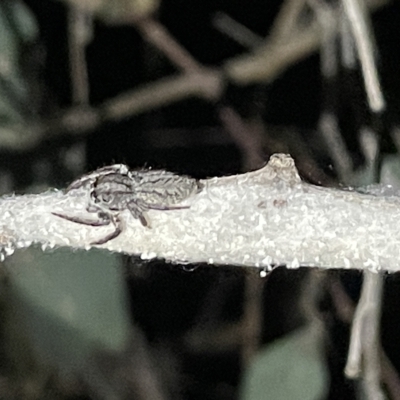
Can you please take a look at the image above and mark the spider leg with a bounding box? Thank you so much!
[127,199,150,228]
[127,200,190,228]
[147,204,190,211]
[90,215,122,245]
[52,212,111,227]
[52,212,122,245]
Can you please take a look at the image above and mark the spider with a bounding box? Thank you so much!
[53,164,202,245]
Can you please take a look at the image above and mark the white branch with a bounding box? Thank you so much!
[0,154,399,271]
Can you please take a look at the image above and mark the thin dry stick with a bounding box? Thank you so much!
[269,0,309,41]
[359,126,380,181]
[299,270,326,326]
[345,271,385,400]
[362,273,385,400]
[311,0,353,181]
[381,355,400,400]
[329,278,400,400]
[134,18,201,74]
[341,0,386,113]
[356,129,384,395]
[390,126,400,156]
[309,0,338,77]
[68,6,91,105]
[218,106,265,171]
[103,71,223,121]
[339,12,357,70]
[241,270,265,366]
[319,111,353,181]
[212,12,263,49]
[0,1,388,151]
[341,3,386,397]
[111,16,223,120]
[225,0,387,85]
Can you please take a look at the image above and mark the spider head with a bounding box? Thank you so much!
[66,164,130,192]
[90,172,133,212]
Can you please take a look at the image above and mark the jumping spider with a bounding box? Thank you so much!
[53,164,203,245]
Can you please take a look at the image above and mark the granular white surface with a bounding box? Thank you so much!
[0,154,399,271]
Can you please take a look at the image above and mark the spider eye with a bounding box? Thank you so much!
[101,194,113,204]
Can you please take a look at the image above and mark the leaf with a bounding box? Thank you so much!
[5,247,131,373]
[239,324,329,400]
[0,1,39,139]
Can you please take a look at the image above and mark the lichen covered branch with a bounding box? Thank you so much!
[0,154,399,271]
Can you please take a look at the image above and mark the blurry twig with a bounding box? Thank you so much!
[68,5,91,105]
[65,5,91,181]
[224,0,387,84]
[185,270,267,361]
[344,271,385,400]
[0,0,388,151]
[341,0,386,113]
[134,18,201,73]
[299,270,326,325]
[241,270,265,366]
[319,112,353,181]
[102,71,223,121]
[269,0,308,41]
[311,0,353,181]
[359,127,380,181]
[212,12,263,49]
[338,3,385,394]
[390,126,400,156]
[218,106,265,171]
[309,0,337,77]
[339,13,357,70]
[108,16,224,119]
[329,277,400,400]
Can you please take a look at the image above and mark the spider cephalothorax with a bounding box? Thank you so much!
[53,165,202,245]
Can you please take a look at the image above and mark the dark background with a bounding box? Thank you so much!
[2,0,400,399]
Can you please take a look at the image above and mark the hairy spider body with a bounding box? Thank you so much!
[66,164,130,191]
[53,165,202,245]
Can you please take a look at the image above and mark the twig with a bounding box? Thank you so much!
[345,271,385,400]
[0,0,388,151]
[318,112,353,182]
[134,18,201,73]
[310,0,354,181]
[102,71,223,121]
[381,355,400,400]
[308,0,338,78]
[218,106,265,171]
[224,0,387,85]
[212,12,263,49]
[359,126,380,182]
[339,12,357,70]
[225,23,321,85]
[269,0,309,41]
[341,0,386,113]
[342,5,386,394]
[241,270,265,365]
[329,278,400,400]
[299,270,326,325]
[68,5,91,105]
[185,270,267,356]
[390,126,400,156]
